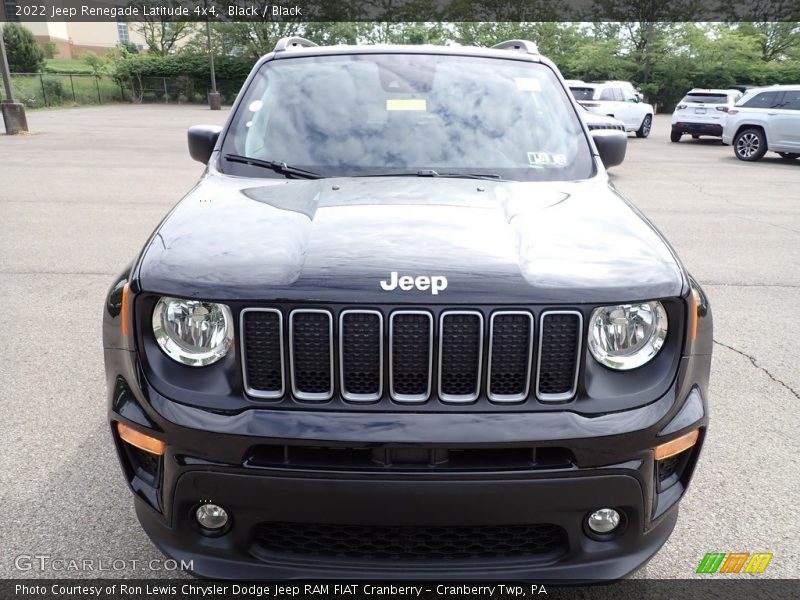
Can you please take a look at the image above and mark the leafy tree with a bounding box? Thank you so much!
[2,23,46,73]
[129,1,196,56]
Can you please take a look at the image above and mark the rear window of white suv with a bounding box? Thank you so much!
[570,87,596,101]
[680,93,729,104]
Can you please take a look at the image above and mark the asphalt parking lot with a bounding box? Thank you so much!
[1,106,798,580]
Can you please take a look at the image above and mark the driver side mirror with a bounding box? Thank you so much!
[188,125,222,164]
[591,129,627,168]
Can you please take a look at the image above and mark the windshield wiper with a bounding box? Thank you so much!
[355,170,507,181]
[224,154,322,179]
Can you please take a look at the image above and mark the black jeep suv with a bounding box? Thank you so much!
[103,38,712,579]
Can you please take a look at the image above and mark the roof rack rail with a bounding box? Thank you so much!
[491,39,539,54]
[273,37,318,52]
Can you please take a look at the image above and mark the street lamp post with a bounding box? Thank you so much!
[0,21,29,134]
[205,7,220,110]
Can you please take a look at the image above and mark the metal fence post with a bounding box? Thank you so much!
[163,77,168,103]
[69,74,76,103]
[95,76,101,103]
[40,73,48,106]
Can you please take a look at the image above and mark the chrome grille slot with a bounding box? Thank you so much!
[488,311,534,402]
[438,311,483,403]
[536,311,582,401]
[240,308,284,398]
[339,310,383,402]
[389,311,433,403]
[289,309,334,401]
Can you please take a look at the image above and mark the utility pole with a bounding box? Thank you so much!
[205,1,220,110]
[0,11,29,132]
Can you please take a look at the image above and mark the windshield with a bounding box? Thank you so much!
[681,93,729,104]
[221,53,594,182]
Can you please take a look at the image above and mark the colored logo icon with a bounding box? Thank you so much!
[697,552,773,574]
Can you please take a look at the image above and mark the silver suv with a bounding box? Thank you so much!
[722,85,800,161]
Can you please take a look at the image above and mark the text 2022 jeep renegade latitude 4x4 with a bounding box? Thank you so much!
[103,39,712,580]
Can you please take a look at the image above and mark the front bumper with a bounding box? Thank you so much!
[107,348,709,580]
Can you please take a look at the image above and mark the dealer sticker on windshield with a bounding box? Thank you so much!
[386,98,427,111]
[515,77,542,92]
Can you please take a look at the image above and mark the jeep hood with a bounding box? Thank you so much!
[136,175,686,304]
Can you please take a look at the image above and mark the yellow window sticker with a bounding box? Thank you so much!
[515,77,541,92]
[386,98,427,111]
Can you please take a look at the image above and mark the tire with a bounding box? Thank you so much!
[670,128,682,142]
[778,152,800,160]
[733,128,767,161]
[636,114,652,138]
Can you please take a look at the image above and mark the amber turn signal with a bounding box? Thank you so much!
[117,422,165,456]
[121,283,130,337]
[688,289,699,342]
[654,429,699,461]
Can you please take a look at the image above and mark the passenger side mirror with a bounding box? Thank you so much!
[188,125,223,164]
[591,129,627,168]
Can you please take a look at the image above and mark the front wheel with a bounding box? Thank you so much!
[778,152,800,160]
[636,114,652,138]
[733,128,767,161]
[670,128,682,142]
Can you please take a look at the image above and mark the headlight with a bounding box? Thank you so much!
[588,301,668,370]
[152,297,233,366]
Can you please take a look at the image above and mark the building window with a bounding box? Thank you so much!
[117,21,129,45]
[3,1,19,21]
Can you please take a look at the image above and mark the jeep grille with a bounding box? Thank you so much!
[241,307,583,406]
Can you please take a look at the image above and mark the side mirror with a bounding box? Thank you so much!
[188,125,222,164]
[591,129,627,168]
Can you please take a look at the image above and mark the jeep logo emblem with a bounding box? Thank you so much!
[380,272,448,295]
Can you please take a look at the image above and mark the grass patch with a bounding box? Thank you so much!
[44,59,95,74]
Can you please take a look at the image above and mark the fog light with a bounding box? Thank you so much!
[195,504,228,530]
[587,508,620,534]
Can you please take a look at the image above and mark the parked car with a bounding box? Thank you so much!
[569,81,654,137]
[722,85,800,161]
[670,88,743,142]
[104,38,711,580]
[579,104,627,133]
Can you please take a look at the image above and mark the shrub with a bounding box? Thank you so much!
[3,23,46,73]
[42,78,65,103]
[112,53,255,102]
[41,41,58,59]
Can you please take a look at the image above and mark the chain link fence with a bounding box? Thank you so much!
[1,74,238,108]
[1,73,129,108]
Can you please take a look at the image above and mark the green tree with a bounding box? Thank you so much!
[129,1,196,56]
[2,23,46,73]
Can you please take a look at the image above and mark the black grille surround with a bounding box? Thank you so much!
[240,305,586,410]
[251,522,568,561]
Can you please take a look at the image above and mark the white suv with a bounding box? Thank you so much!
[670,89,742,142]
[722,85,800,161]
[569,81,654,137]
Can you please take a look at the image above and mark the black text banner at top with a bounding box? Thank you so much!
[2,0,800,23]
